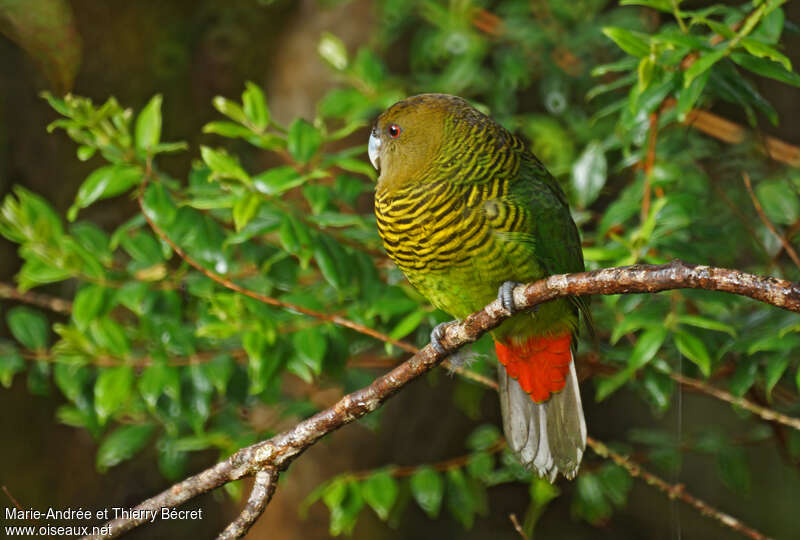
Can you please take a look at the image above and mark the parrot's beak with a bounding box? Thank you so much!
[368,128,381,171]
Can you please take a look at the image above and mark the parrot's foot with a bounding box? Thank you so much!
[498,281,522,313]
[430,321,454,355]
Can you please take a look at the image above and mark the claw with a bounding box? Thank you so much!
[430,322,450,355]
[498,281,522,313]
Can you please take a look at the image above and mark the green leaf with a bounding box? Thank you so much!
[684,49,727,88]
[288,119,322,164]
[205,354,234,396]
[68,165,143,220]
[243,331,280,394]
[729,357,758,397]
[410,466,444,518]
[445,469,476,529]
[796,364,800,393]
[629,327,667,371]
[157,435,188,481]
[730,52,800,87]
[200,146,250,183]
[637,56,655,91]
[292,327,327,378]
[740,38,791,71]
[466,424,501,451]
[717,446,750,494]
[232,192,262,231]
[755,179,800,225]
[141,181,178,227]
[572,473,611,524]
[242,81,269,131]
[642,368,673,412]
[596,327,666,401]
[673,330,711,377]
[0,342,25,388]
[571,141,607,208]
[466,452,494,479]
[597,464,633,507]
[751,6,784,44]
[324,481,363,536]
[212,96,247,124]
[676,315,736,337]
[675,68,710,120]
[602,27,650,58]
[94,366,134,424]
[202,121,254,139]
[7,306,49,349]
[135,94,162,151]
[72,284,109,330]
[89,317,130,356]
[318,32,348,70]
[96,424,155,472]
[121,230,164,266]
[361,471,398,521]
[619,0,671,11]
[139,362,181,408]
[253,166,306,195]
[764,353,790,398]
[388,309,425,341]
[77,145,96,161]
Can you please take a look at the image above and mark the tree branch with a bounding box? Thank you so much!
[743,171,800,270]
[216,469,277,540]
[0,281,73,314]
[82,260,799,539]
[586,438,774,540]
[671,372,800,432]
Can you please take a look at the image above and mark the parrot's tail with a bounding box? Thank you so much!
[496,336,586,481]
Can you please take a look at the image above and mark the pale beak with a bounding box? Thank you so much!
[368,128,381,170]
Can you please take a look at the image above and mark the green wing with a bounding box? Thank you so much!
[486,151,592,330]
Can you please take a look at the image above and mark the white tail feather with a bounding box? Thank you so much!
[498,352,586,481]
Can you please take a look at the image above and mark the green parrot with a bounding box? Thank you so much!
[368,94,590,481]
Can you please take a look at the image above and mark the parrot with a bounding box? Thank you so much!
[368,94,590,481]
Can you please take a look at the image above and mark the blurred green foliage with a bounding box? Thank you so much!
[1,0,799,537]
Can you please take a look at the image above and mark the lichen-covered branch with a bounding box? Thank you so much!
[216,469,277,540]
[82,260,799,539]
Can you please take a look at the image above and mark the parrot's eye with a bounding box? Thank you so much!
[387,124,402,139]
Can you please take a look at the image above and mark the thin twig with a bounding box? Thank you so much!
[137,168,493,384]
[586,437,773,540]
[136,168,416,355]
[217,469,277,540]
[743,172,800,270]
[349,440,506,481]
[0,282,73,314]
[665,98,800,167]
[671,372,800,432]
[771,217,800,267]
[83,260,797,540]
[509,513,530,540]
[580,354,800,433]
[2,485,23,512]
[640,111,659,222]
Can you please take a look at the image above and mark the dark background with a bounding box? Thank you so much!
[1,1,798,539]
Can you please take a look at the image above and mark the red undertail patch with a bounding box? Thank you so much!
[495,333,572,403]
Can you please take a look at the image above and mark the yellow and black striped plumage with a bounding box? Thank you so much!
[372,94,586,335]
[370,94,589,480]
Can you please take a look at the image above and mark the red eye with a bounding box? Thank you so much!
[387,123,401,138]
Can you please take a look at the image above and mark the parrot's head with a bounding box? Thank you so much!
[369,93,485,191]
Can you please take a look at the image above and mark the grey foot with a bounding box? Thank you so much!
[430,321,452,355]
[498,281,522,313]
